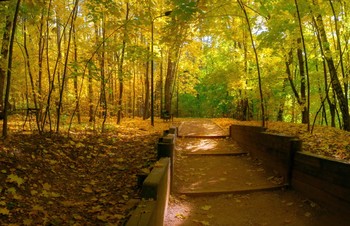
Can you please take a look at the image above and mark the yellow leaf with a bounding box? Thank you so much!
[7,174,24,186]
[50,192,60,197]
[13,193,23,200]
[193,219,210,225]
[0,207,10,215]
[7,187,16,194]
[97,213,110,222]
[112,214,124,220]
[73,214,82,220]
[76,142,85,148]
[89,180,97,185]
[175,213,186,219]
[200,205,212,211]
[43,183,51,190]
[89,205,102,213]
[32,205,44,212]
[23,219,33,226]
[41,190,50,197]
[49,160,58,164]
[83,186,93,193]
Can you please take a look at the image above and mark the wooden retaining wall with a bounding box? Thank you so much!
[126,158,170,226]
[230,124,350,214]
[292,152,350,213]
[230,125,301,185]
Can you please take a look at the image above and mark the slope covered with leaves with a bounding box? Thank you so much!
[212,118,350,162]
[0,118,170,225]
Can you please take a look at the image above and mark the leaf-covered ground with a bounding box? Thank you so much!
[0,117,349,225]
[212,118,350,162]
[0,117,171,225]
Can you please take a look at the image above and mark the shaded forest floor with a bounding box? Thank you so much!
[0,117,349,225]
[0,117,171,225]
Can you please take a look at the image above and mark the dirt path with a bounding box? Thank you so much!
[164,120,349,226]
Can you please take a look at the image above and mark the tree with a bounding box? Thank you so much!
[312,0,350,131]
[2,0,21,138]
[0,15,11,119]
[238,0,265,127]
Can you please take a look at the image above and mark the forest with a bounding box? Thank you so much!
[1,0,350,225]
[0,0,349,136]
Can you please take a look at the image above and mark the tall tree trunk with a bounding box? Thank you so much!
[312,16,336,127]
[159,51,164,116]
[238,0,265,127]
[132,63,136,118]
[56,0,79,132]
[313,7,350,130]
[295,0,310,128]
[43,0,53,131]
[277,78,288,121]
[72,25,81,124]
[117,3,129,124]
[164,55,175,113]
[23,21,39,114]
[37,6,46,123]
[329,0,348,101]
[2,0,21,138]
[0,16,11,118]
[100,16,107,131]
[143,60,150,119]
[296,38,308,124]
[88,67,94,122]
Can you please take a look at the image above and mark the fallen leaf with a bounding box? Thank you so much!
[175,213,186,219]
[32,205,44,212]
[7,174,24,186]
[23,219,33,225]
[97,213,110,222]
[83,186,93,193]
[201,205,212,211]
[193,219,210,225]
[0,207,10,215]
[112,214,124,220]
[43,183,51,190]
[73,214,82,220]
[31,190,38,196]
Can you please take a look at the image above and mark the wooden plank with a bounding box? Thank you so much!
[179,184,286,196]
[292,177,350,215]
[292,170,350,203]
